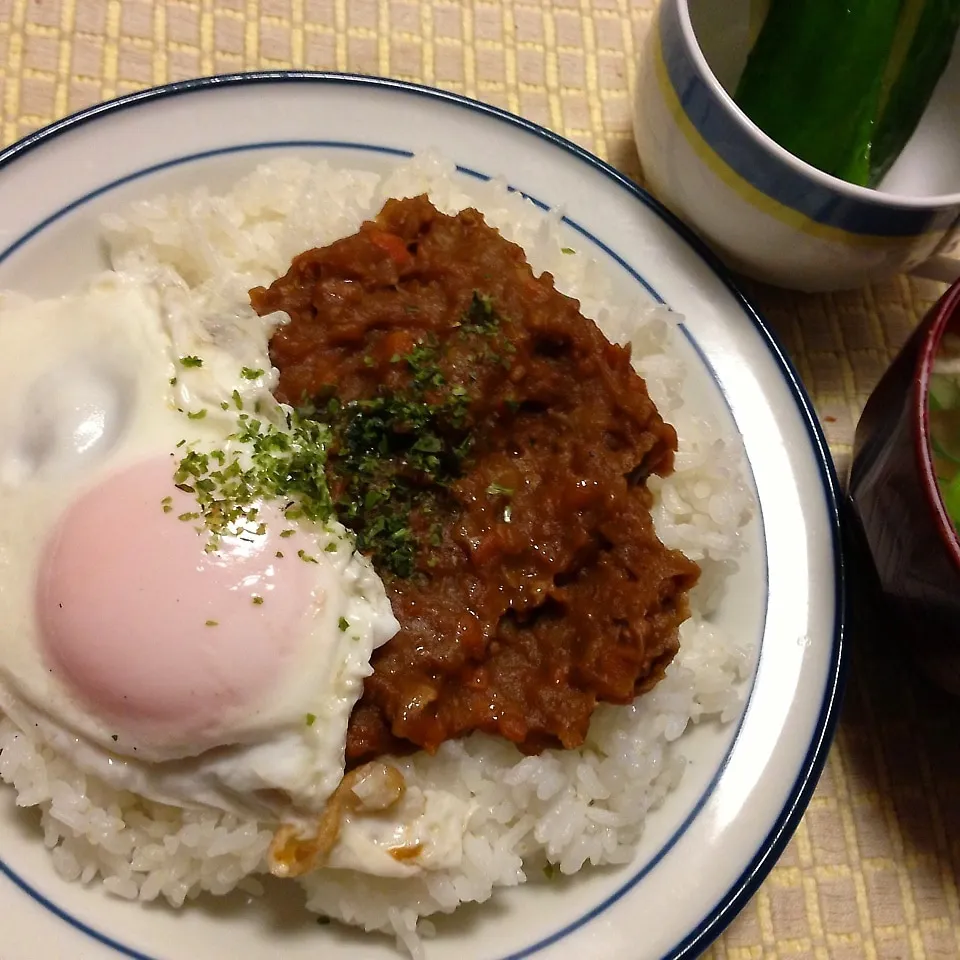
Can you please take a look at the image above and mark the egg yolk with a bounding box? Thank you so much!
[36,457,326,747]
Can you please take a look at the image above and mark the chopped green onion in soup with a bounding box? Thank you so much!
[928,334,960,529]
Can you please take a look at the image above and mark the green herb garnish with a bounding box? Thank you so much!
[294,292,509,579]
[171,409,333,551]
[461,291,500,334]
[180,356,203,368]
[241,367,264,380]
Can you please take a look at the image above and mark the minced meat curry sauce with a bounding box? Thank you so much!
[251,195,700,764]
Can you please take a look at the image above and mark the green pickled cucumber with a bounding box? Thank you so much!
[735,0,960,188]
[735,0,904,186]
[871,0,960,184]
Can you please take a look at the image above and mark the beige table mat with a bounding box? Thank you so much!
[1,1,959,958]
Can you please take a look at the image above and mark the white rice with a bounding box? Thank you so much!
[0,154,755,956]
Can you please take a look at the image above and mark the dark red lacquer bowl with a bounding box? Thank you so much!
[849,279,960,694]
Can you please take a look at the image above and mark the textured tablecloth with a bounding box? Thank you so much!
[1,1,959,957]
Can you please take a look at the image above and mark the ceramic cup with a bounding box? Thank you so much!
[634,0,960,293]
[849,278,960,694]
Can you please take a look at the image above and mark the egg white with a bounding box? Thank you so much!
[0,275,398,823]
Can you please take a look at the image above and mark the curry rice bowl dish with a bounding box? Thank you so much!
[0,154,755,956]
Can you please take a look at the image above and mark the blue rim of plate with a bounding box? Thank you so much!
[0,72,847,960]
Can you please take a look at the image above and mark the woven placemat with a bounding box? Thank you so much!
[1,1,959,957]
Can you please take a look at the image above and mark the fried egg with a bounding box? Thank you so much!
[0,275,398,824]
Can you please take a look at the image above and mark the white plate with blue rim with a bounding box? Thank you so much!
[0,74,843,960]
